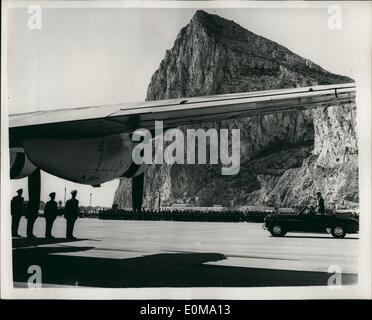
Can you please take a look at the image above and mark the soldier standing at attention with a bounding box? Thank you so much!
[64,190,79,239]
[44,192,58,238]
[11,189,24,237]
[316,192,325,215]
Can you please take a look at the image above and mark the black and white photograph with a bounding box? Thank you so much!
[1,0,371,300]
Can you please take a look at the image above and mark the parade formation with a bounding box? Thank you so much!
[11,187,358,239]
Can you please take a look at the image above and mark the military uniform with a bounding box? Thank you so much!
[44,197,58,238]
[11,192,24,237]
[317,196,325,215]
[64,193,79,239]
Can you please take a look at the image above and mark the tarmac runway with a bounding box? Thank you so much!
[12,217,359,288]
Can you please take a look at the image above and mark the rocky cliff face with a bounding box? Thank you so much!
[114,10,357,210]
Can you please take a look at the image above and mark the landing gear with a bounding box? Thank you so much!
[27,168,40,238]
[132,173,144,210]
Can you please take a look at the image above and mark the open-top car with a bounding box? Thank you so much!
[263,207,359,238]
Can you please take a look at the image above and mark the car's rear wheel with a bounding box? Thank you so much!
[331,226,346,238]
[269,224,286,237]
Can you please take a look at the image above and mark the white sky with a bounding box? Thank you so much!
[7,4,371,207]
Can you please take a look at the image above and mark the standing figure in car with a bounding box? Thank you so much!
[316,192,325,215]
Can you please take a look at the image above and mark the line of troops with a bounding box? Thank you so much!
[11,188,80,239]
[98,208,278,223]
[98,192,326,222]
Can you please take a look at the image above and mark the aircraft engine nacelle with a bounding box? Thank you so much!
[22,133,146,186]
[10,149,37,179]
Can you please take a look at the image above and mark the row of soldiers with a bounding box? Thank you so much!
[98,208,271,223]
[11,189,80,239]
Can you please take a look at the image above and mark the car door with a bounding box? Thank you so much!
[311,215,330,233]
[292,212,328,232]
[295,213,317,232]
[284,213,309,232]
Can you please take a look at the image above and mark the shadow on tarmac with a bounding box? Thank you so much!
[12,237,93,249]
[12,242,358,288]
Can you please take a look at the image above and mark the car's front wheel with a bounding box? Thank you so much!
[331,226,346,238]
[269,224,287,237]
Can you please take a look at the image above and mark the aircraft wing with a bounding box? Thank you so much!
[9,83,356,147]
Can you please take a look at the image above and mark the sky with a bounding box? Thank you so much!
[6,4,371,207]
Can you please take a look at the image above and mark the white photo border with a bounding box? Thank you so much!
[1,0,371,300]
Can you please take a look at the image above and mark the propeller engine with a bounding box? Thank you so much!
[22,133,146,186]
